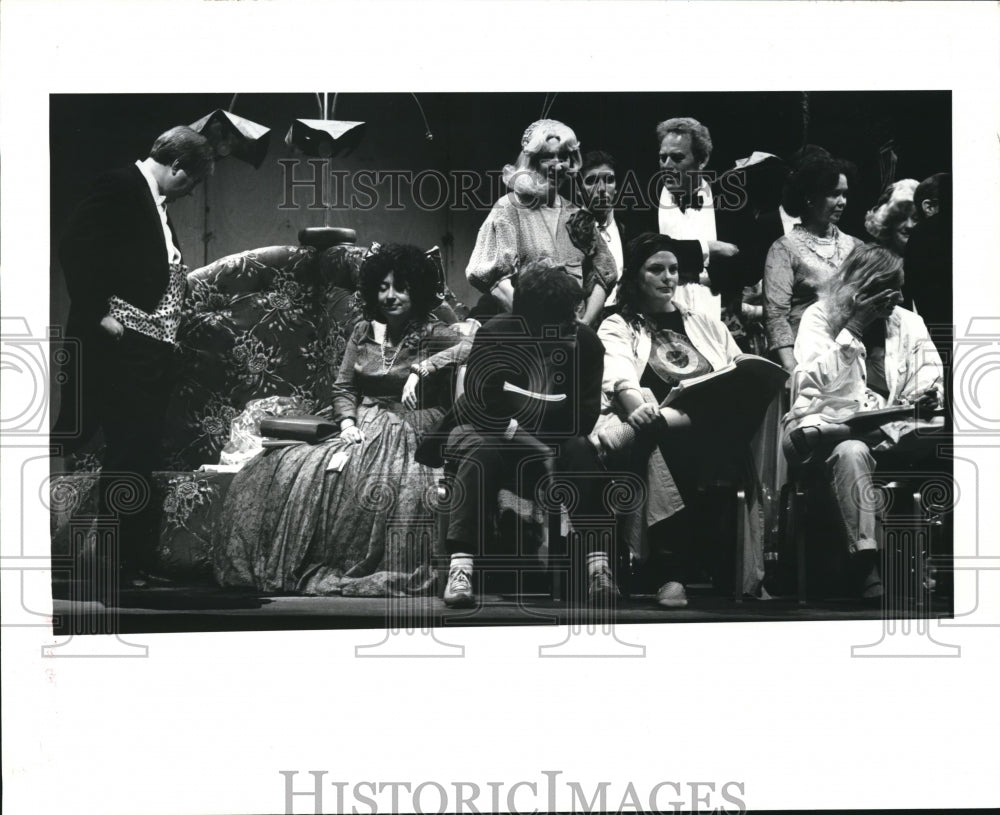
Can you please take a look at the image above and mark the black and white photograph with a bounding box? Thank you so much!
[3,2,998,814]
[45,89,956,634]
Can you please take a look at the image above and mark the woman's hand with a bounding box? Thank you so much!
[626,402,662,432]
[340,419,364,444]
[914,387,940,412]
[100,315,124,339]
[777,347,797,375]
[845,288,902,338]
[401,372,420,410]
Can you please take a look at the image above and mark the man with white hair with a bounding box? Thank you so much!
[655,116,741,320]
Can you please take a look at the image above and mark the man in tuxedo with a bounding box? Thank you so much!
[653,117,744,323]
[56,125,215,586]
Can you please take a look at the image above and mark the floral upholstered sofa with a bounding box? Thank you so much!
[51,241,466,581]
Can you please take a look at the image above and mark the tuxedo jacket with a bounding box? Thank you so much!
[903,214,952,339]
[59,164,179,343]
[55,164,181,445]
[641,174,750,301]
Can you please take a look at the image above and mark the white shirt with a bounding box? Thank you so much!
[778,204,800,237]
[598,211,624,306]
[785,301,943,434]
[135,160,182,265]
[657,180,716,266]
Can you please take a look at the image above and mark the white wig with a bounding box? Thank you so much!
[502,119,582,203]
[864,178,918,243]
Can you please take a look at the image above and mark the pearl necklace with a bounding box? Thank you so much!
[380,323,415,371]
[797,225,844,267]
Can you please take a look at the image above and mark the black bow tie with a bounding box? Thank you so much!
[675,191,703,213]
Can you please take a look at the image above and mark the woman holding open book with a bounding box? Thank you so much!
[595,233,777,608]
[783,243,944,600]
[213,244,471,596]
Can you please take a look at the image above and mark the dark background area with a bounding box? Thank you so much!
[50,90,951,326]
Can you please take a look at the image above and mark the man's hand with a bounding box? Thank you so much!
[100,315,124,339]
[401,372,420,410]
[708,240,739,259]
[626,402,662,431]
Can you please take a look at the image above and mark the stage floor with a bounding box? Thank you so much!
[50,580,953,635]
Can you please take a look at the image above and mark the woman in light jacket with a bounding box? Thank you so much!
[595,232,762,607]
[784,243,944,600]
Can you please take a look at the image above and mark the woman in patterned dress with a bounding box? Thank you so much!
[465,118,618,327]
[213,244,471,596]
[763,154,863,373]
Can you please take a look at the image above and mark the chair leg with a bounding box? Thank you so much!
[548,508,565,603]
[793,481,807,606]
[734,487,747,603]
[434,475,452,599]
[912,484,930,612]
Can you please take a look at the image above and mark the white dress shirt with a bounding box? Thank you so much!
[135,160,182,265]
[778,204,800,237]
[657,180,716,266]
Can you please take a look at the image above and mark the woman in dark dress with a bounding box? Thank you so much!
[213,244,471,596]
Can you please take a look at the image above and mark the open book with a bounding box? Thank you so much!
[828,404,915,433]
[659,353,788,416]
[832,404,947,435]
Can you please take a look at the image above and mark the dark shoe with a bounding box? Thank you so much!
[119,567,149,590]
[852,549,883,601]
[137,568,174,586]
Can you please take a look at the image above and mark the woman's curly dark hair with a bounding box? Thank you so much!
[782,154,858,219]
[617,232,689,324]
[512,259,583,331]
[358,243,440,321]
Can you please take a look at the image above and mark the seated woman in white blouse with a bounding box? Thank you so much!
[465,118,617,327]
[594,232,765,608]
[783,243,944,600]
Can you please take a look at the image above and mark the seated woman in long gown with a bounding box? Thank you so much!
[783,243,944,600]
[213,244,472,596]
[594,233,766,608]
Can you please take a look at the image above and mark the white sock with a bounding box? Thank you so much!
[586,552,610,576]
[450,554,473,572]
